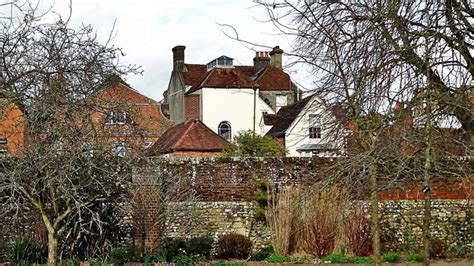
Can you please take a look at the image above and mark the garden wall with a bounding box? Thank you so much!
[135,157,472,252]
[1,157,471,258]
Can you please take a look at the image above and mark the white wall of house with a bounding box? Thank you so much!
[200,87,274,140]
[285,97,344,157]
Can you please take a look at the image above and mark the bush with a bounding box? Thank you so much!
[430,238,448,258]
[250,245,274,261]
[61,257,79,266]
[215,233,252,259]
[266,254,289,263]
[108,247,140,264]
[383,253,401,262]
[7,238,46,264]
[349,256,374,264]
[448,244,474,259]
[172,255,193,266]
[322,253,373,264]
[186,236,213,258]
[161,237,187,262]
[344,206,372,256]
[143,253,166,263]
[322,253,349,263]
[407,253,424,262]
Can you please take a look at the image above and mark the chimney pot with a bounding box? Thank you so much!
[270,46,283,69]
[172,45,186,71]
[253,50,271,74]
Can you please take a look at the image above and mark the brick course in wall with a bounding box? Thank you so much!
[184,95,200,120]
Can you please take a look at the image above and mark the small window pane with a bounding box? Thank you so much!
[218,121,232,141]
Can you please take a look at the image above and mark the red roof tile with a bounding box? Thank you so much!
[254,66,292,91]
[183,64,207,86]
[147,119,229,155]
[183,63,294,94]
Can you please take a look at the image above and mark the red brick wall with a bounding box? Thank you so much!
[146,157,473,202]
[184,95,200,120]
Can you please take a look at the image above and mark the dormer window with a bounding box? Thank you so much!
[106,110,132,125]
[207,56,234,71]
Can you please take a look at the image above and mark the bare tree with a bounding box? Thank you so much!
[0,1,140,265]
[244,1,472,265]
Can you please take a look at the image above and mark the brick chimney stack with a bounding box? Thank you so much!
[172,45,186,71]
[253,51,270,75]
[270,46,283,69]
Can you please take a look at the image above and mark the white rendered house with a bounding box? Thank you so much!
[163,46,300,141]
[266,94,345,157]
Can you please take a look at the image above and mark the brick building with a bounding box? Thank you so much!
[89,75,174,156]
[0,98,27,156]
[146,119,228,157]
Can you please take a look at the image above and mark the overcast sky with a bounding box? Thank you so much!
[30,0,313,101]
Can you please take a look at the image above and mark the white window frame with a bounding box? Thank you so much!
[309,114,322,139]
[106,110,132,125]
[218,121,232,141]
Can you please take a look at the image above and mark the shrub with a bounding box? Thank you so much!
[108,247,140,264]
[322,253,373,264]
[161,237,187,262]
[250,245,274,261]
[7,238,46,264]
[430,238,448,258]
[349,256,374,264]
[383,253,401,262]
[223,130,286,157]
[322,253,349,263]
[397,229,419,253]
[448,244,474,259]
[143,253,166,263]
[215,233,252,259]
[297,187,348,257]
[60,200,127,260]
[266,254,289,263]
[407,253,424,262]
[61,257,79,266]
[344,206,372,256]
[186,236,213,258]
[253,178,271,222]
[172,255,193,266]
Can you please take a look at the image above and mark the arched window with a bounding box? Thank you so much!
[218,121,232,141]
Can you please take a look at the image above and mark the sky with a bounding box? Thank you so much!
[29,0,313,102]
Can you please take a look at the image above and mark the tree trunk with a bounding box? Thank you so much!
[47,232,59,266]
[369,157,381,266]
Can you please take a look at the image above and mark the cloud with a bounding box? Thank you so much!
[19,0,312,100]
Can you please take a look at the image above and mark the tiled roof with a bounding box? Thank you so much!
[146,119,229,155]
[254,66,292,91]
[183,63,294,94]
[266,96,313,137]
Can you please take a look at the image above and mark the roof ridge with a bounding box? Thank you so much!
[173,120,196,148]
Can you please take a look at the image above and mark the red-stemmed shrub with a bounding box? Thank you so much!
[344,206,372,256]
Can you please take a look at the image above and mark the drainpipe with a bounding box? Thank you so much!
[253,85,256,136]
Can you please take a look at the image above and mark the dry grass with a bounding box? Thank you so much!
[266,186,299,256]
